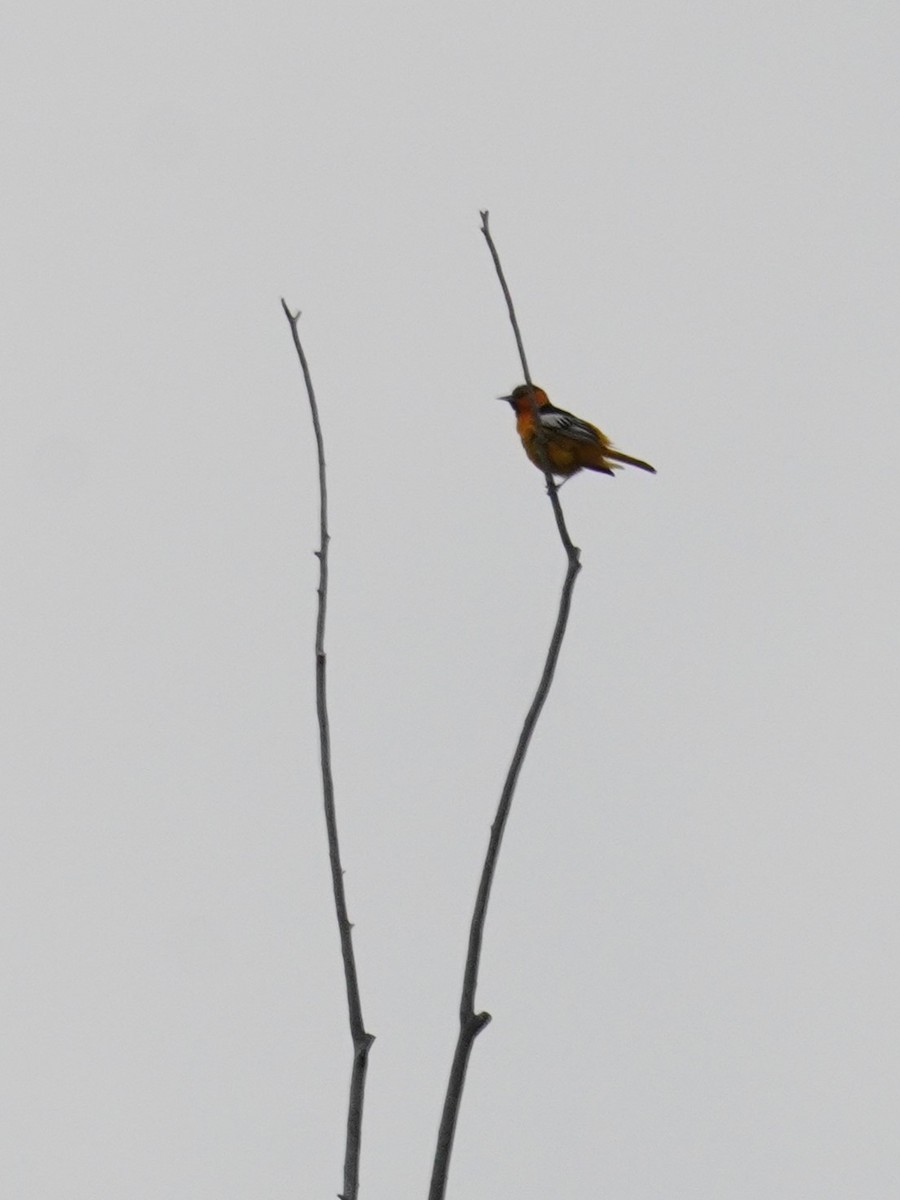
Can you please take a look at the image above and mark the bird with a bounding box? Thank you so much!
[500,384,655,479]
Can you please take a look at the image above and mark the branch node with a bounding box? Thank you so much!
[473,1011,492,1034]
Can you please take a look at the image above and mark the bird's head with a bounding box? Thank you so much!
[498,384,549,412]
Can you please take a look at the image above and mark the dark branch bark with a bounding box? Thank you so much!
[427,217,582,1200]
[281,300,374,1200]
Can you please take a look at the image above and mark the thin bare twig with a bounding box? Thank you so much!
[281,300,374,1200]
[428,217,582,1200]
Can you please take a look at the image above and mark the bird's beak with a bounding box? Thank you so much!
[498,394,513,403]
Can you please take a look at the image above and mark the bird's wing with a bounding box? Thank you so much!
[538,407,601,443]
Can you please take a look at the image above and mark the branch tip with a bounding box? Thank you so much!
[280,297,300,323]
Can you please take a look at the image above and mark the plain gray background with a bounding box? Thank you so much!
[4,1,899,1196]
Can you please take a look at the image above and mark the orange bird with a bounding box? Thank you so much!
[501,384,656,478]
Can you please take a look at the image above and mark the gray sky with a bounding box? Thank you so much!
[4,2,900,1196]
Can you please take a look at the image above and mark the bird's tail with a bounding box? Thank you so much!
[606,449,656,474]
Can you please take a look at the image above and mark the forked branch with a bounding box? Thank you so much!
[281,300,374,1200]
[427,217,582,1200]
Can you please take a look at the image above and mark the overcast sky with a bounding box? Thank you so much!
[4,2,900,1196]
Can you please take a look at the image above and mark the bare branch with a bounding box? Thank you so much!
[428,221,582,1200]
[479,210,532,385]
[281,300,374,1200]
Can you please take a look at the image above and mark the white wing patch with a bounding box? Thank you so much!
[538,408,599,443]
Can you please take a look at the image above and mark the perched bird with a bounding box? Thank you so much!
[501,384,655,478]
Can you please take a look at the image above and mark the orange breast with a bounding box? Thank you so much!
[521,427,582,475]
